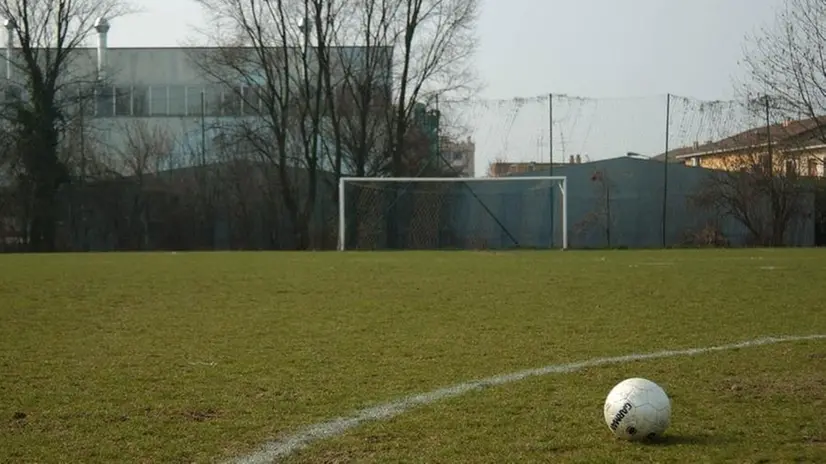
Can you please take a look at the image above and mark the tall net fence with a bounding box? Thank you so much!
[432,94,816,248]
[440,94,758,172]
[340,178,566,250]
[2,91,815,252]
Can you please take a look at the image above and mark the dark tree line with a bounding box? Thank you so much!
[0,0,479,251]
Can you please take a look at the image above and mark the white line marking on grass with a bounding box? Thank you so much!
[629,262,674,268]
[229,334,826,464]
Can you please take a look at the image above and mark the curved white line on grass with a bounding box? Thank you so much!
[229,334,826,464]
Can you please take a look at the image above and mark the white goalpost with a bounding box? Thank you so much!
[338,176,568,251]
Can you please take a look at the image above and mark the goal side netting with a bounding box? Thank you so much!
[338,176,567,250]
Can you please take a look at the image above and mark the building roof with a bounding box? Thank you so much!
[661,116,826,160]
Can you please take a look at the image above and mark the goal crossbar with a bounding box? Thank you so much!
[338,176,568,251]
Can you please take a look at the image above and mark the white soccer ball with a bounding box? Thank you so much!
[603,377,671,441]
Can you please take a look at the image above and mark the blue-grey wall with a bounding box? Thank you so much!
[55,157,814,251]
[345,157,815,249]
[503,157,814,248]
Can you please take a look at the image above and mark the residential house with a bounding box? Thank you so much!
[666,116,826,177]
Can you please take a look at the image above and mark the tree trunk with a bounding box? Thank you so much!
[29,185,58,252]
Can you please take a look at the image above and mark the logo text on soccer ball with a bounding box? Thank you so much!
[610,402,633,431]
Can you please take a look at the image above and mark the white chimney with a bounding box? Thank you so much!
[5,18,15,81]
[94,17,110,80]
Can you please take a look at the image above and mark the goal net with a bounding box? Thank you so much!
[338,176,567,250]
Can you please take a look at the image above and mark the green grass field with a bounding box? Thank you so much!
[1,249,825,463]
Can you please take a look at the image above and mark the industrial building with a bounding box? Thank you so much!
[2,17,394,173]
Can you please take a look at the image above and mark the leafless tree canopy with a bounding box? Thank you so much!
[743,0,826,142]
[691,1,826,247]
[0,0,479,251]
[190,0,479,248]
[691,148,808,246]
[0,0,131,251]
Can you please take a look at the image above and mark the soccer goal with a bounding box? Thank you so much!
[338,176,568,251]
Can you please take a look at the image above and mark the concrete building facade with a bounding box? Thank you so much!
[1,18,394,174]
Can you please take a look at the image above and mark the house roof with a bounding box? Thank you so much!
[660,116,826,160]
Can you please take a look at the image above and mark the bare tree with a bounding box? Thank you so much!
[691,148,808,246]
[743,0,826,149]
[108,120,173,249]
[0,0,130,251]
[193,0,478,249]
[193,0,332,249]
[325,0,393,179]
[385,0,479,176]
[0,127,24,249]
[588,170,613,247]
[112,121,173,178]
[743,0,826,246]
[379,0,479,248]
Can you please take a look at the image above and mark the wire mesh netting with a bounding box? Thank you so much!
[4,89,821,252]
[438,94,763,176]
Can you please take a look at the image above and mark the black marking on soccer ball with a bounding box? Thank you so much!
[609,402,633,431]
[626,426,637,436]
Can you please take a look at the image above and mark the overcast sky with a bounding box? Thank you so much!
[107,0,786,174]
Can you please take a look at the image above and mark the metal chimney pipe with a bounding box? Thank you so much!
[94,17,110,80]
[5,18,15,81]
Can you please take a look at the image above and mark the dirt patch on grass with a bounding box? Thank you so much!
[182,408,219,422]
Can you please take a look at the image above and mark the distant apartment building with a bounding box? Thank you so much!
[440,136,476,177]
[668,117,826,177]
[488,154,582,177]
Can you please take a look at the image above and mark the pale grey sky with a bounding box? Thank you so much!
[105,0,785,174]
[478,0,783,100]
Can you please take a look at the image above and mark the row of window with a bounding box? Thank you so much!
[689,156,826,177]
[3,82,390,119]
[2,84,269,118]
[93,85,267,118]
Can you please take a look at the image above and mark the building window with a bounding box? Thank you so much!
[205,85,223,116]
[78,86,95,118]
[241,85,260,116]
[3,84,21,102]
[785,159,797,176]
[168,85,186,116]
[132,86,149,116]
[223,85,242,116]
[95,85,114,117]
[760,154,771,174]
[187,86,204,116]
[149,85,167,116]
[115,86,132,116]
[807,159,818,177]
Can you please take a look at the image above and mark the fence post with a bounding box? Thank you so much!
[662,93,671,248]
